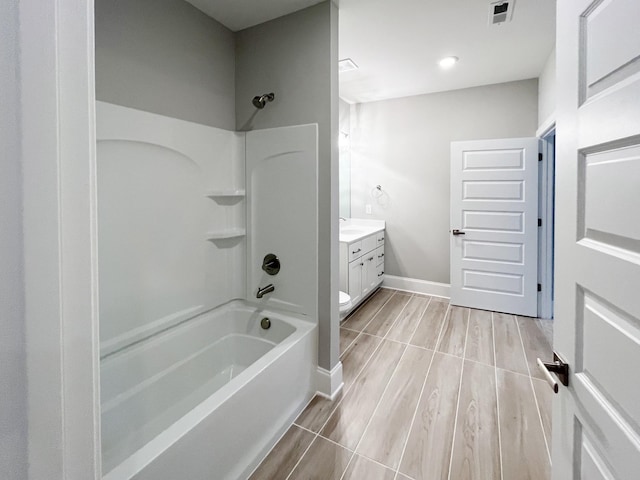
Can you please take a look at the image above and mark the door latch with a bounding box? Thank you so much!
[537,352,569,393]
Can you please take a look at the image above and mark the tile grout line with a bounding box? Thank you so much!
[343,329,539,379]
[337,295,419,479]
[272,290,431,479]
[338,342,411,480]
[344,289,398,334]
[394,301,451,480]
[514,315,553,464]
[492,312,505,480]
[286,298,397,480]
[379,292,417,340]
[444,306,464,480]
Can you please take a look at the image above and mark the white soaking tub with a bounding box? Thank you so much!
[101,301,317,480]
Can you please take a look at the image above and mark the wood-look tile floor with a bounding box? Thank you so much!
[250,288,553,480]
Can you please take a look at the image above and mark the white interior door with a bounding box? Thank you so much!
[552,0,640,478]
[450,137,539,316]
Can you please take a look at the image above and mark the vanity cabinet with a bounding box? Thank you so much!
[340,229,385,312]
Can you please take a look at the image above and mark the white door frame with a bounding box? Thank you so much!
[538,125,556,319]
[20,0,101,478]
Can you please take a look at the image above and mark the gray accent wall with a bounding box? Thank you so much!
[0,0,27,478]
[236,1,340,370]
[95,0,236,129]
[350,79,538,285]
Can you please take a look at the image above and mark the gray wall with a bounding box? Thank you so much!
[0,0,27,478]
[236,1,340,370]
[350,79,538,284]
[95,0,236,129]
[538,48,556,129]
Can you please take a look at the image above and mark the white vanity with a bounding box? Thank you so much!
[339,219,386,313]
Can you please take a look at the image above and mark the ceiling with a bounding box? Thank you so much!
[186,0,556,104]
[184,0,324,32]
[339,0,556,103]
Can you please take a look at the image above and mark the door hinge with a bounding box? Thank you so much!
[537,283,542,292]
[538,218,542,227]
[538,153,543,162]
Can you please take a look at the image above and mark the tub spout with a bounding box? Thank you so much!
[256,284,275,299]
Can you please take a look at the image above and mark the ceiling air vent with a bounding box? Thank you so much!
[488,0,515,26]
[338,58,359,73]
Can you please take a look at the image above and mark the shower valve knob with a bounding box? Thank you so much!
[262,254,281,275]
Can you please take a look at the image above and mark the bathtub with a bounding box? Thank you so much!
[101,301,317,480]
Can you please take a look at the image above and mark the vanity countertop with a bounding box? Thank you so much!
[339,218,385,243]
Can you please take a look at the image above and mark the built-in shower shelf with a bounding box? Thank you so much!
[206,229,246,241]
[205,190,246,198]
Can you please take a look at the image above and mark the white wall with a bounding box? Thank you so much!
[0,0,27,477]
[235,1,340,371]
[350,79,538,285]
[95,0,236,129]
[538,48,557,129]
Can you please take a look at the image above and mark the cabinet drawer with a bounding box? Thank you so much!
[376,231,385,245]
[361,234,377,255]
[375,245,385,266]
[347,240,363,263]
[376,264,385,282]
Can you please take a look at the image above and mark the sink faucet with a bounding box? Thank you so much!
[256,284,275,299]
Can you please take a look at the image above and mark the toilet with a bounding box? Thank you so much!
[339,290,352,319]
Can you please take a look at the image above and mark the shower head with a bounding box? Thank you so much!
[252,93,275,109]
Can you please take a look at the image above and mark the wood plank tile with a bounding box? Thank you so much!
[399,353,463,480]
[493,312,528,376]
[342,288,394,331]
[357,346,434,469]
[449,360,501,480]
[386,296,430,343]
[340,328,359,357]
[465,309,494,366]
[342,454,395,480]
[296,333,382,432]
[294,392,342,433]
[497,369,551,480]
[341,333,383,390]
[437,306,469,357]
[249,425,315,480]
[517,316,553,381]
[288,436,352,480]
[532,378,552,452]
[321,340,406,450]
[363,293,411,337]
[409,301,448,350]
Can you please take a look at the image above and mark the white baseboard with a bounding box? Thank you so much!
[383,275,450,299]
[316,362,343,400]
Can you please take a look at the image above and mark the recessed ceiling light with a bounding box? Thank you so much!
[338,58,359,73]
[439,56,459,69]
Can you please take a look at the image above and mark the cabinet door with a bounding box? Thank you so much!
[348,260,363,306]
[376,264,385,285]
[362,252,377,297]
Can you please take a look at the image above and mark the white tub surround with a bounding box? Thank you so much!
[339,219,386,313]
[102,302,316,480]
[246,124,319,319]
[97,104,322,479]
